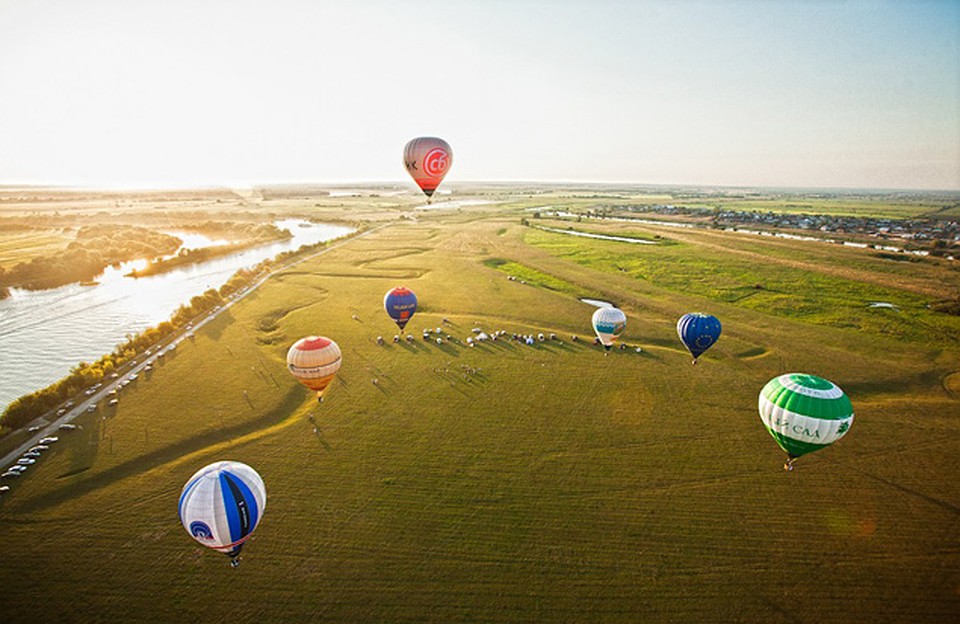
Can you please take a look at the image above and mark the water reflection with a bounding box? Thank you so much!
[0,219,354,411]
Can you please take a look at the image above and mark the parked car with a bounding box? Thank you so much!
[1,471,21,479]
[27,426,42,433]
[57,408,67,416]
[23,451,41,459]
[17,458,36,466]
[87,404,97,412]
[109,399,119,406]
[38,436,59,444]
[28,445,49,452]
[59,423,78,431]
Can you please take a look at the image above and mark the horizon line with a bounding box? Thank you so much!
[1,179,959,195]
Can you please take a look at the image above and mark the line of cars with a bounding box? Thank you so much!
[1,433,67,488]
[3,339,181,499]
[49,342,177,418]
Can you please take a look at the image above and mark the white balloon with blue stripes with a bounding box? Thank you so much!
[178,461,266,567]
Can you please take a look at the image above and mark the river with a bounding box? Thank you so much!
[0,219,354,412]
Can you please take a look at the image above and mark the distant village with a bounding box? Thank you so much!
[590,204,960,256]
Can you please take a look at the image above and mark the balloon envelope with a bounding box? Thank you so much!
[403,137,452,197]
[677,313,722,361]
[287,336,342,399]
[384,286,418,331]
[178,461,266,565]
[758,373,853,460]
[591,306,626,350]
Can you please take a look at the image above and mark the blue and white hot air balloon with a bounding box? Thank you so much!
[591,306,627,351]
[676,312,722,364]
[178,461,266,567]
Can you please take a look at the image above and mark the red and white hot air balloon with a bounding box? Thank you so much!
[403,137,452,201]
[286,336,342,401]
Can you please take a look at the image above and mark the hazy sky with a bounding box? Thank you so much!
[1,0,958,190]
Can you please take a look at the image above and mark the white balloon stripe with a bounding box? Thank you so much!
[775,374,844,399]
[759,397,854,446]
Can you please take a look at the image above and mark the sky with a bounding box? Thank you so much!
[0,0,958,190]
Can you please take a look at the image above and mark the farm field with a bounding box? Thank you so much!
[0,193,958,622]
[0,229,74,267]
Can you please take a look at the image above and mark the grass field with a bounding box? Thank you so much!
[0,194,958,622]
[0,229,74,267]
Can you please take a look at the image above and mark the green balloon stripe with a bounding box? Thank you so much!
[761,374,852,421]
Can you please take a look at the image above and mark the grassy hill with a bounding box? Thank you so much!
[0,199,957,622]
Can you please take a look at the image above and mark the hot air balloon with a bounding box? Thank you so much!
[591,306,626,351]
[384,286,417,333]
[178,461,266,567]
[287,336,342,401]
[403,137,452,201]
[758,373,853,471]
[677,312,722,364]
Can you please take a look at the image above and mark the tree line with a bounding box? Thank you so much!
[0,225,182,295]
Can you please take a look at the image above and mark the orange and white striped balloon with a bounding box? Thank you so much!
[286,336,342,400]
[403,136,452,198]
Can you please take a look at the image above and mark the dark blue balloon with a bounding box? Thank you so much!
[677,313,721,362]
[384,287,418,331]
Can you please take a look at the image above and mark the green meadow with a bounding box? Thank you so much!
[0,197,958,622]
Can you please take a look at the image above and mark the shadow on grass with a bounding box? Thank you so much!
[307,414,333,452]
[202,309,234,342]
[20,387,305,515]
[397,339,429,354]
[842,369,944,398]
[735,347,769,359]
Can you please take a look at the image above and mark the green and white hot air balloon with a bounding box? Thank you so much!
[758,373,853,471]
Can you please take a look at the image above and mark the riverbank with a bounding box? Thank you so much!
[0,220,358,418]
[0,222,376,445]
[126,232,292,278]
[0,225,183,293]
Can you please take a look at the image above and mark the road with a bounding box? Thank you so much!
[0,223,389,473]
